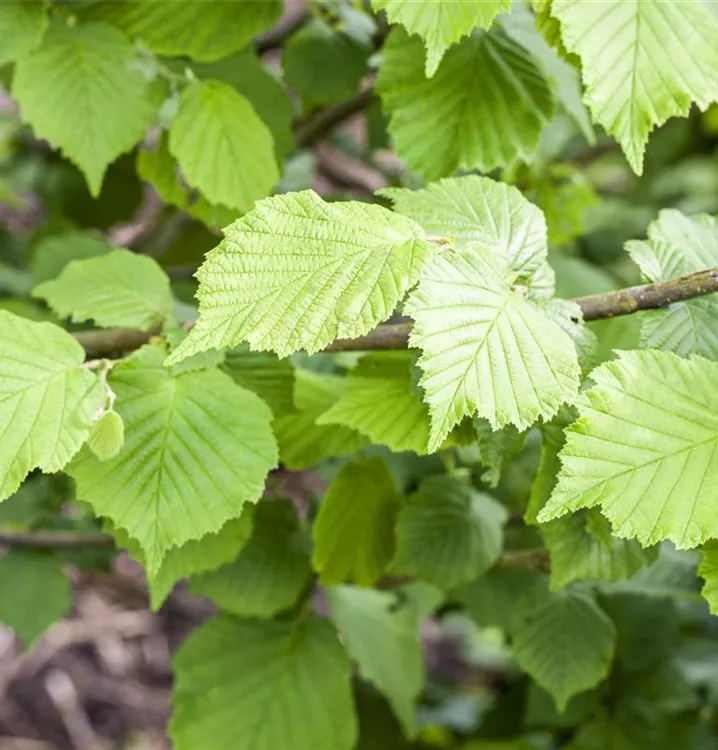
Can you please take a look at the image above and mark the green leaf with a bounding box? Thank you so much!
[274,370,369,469]
[699,541,718,615]
[68,344,277,573]
[500,1,594,143]
[537,350,718,549]
[166,190,434,363]
[376,28,554,180]
[551,0,718,174]
[392,474,507,588]
[168,79,279,213]
[87,410,125,462]
[0,312,104,501]
[568,721,642,750]
[184,49,294,159]
[510,581,616,710]
[283,19,369,110]
[327,585,435,736]
[317,353,431,455]
[474,419,526,488]
[0,1,49,67]
[542,510,659,591]
[137,133,237,230]
[372,0,510,77]
[170,614,357,750]
[222,345,295,417]
[0,551,72,648]
[31,231,113,285]
[191,500,311,618]
[313,457,402,586]
[12,22,160,196]
[626,210,718,359]
[111,513,255,610]
[33,249,172,330]
[380,175,555,296]
[405,245,580,451]
[78,0,283,62]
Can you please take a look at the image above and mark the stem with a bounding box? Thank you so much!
[294,87,377,148]
[71,266,718,359]
[0,530,115,550]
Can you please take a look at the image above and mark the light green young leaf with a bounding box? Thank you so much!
[699,541,718,615]
[111,513,255,611]
[552,0,718,174]
[372,0,510,77]
[87,411,125,462]
[222,345,295,417]
[0,551,72,649]
[510,581,616,710]
[538,350,718,549]
[166,190,434,363]
[376,28,554,180]
[31,231,113,285]
[392,474,508,588]
[542,510,659,591]
[626,210,718,359]
[190,500,311,618]
[169,79,279,213]
[0,312,104,501]
[0,1,49,67]
[137,134,237,230]
[171,614,357,750]
[77,0,282,62]
[381,175,555,296]
[12,22,159,196]
[68,344,277,573]
[275,370,369,470]
[317,353,431,455]
[327,585,435,736]
[405,245,580,450]
[500,0,593,143]
[313,457,402,586]
[33,249,172,330]
[283,19,369,110]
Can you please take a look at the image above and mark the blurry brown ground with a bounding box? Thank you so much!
[0,555,212,750]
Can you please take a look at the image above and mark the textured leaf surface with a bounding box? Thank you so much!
[78,0,282,62]
[473,419,526,488]
[283,19,369,109]
[538,350,718,549]
[222,345,295,416]
[511,582,616,710]
[405,245,580,450]
[382,175,555,295]
[377,28,553,180]
[33,249,172,330]
[0,551,71,648]
[542,510,659,591]
[0,312,104,501]
[31,231,113,285]
[0,1,48,67]
[171,615,357,750]
[626,210,718,359]
[318,353,431,454]
[68,344,277,573]
[372,0,510,76]
[313,457,401,586]
[169,79,279,213]
[13,23,159,195]
[166,190,434,362]
[699,541,718,616]
[191,500,311,618]
[274,370,369,469]
[392,474,507,588]
[327,585,434,735]
[552,0,718,174]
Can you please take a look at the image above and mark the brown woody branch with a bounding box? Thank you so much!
[0,530,115,550]
[73,266,718,359]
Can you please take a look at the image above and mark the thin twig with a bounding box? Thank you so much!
[294,87,377,148]
[71,266,718,358]
[0,531,115,550]
[254,8,310,54]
